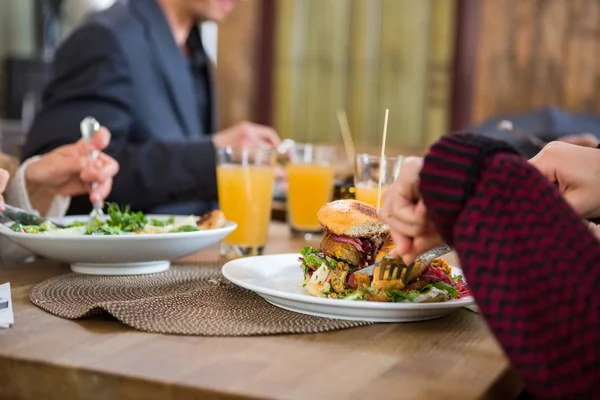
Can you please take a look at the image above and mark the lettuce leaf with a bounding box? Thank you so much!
[387,281,459,302]
[387,289,421,302]
[338,289,367,301]
[432,281,458,298]
[299,247,337,269]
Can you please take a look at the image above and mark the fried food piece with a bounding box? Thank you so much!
[197,210,226,230]
[431,258,451,275]
[371,265,405,291]
[329,262,349,294]
[320,232,365,267]
[354,273,372,290]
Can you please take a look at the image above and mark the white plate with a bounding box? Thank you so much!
[222,253,475,322]
[0,215,236,275]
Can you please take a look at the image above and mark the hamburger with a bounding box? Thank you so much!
[299,200,470,302]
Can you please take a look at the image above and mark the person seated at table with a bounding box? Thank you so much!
[22,0,280,217]
[379,136,600,399]
[475,106,600,158]
[0,128,118,264]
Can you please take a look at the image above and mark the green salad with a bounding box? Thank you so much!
[10,203,202,236]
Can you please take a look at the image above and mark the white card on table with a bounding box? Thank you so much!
[0,282,14,328]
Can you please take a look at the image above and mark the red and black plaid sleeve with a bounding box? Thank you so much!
[420,133,600,399]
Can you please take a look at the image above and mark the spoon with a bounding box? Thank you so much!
[79,117,104,219]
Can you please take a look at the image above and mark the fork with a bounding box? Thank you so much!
[352,244,453,285]
[79,117,104,219]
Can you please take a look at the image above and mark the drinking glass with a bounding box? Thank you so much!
[354,154,402,207]
[216,147,276,259]
[286,144,336,234]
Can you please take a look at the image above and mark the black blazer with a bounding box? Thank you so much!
[23,0,219,215]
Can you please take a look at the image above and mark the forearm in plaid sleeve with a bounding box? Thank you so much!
[419,133,600,398]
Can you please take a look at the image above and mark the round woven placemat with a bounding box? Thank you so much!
[30,263,371,336]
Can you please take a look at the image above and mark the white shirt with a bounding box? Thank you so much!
[0,157,70,265]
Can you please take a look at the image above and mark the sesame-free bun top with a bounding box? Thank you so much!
[317,200,389,238]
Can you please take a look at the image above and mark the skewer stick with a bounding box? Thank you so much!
[337,109,356,168]
[376,109,390,214]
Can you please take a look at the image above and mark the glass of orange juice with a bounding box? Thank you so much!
[216,147,276,259]
[354,154,402,207]
[285,144,336,234]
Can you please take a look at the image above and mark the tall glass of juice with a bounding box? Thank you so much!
[286,144,336,234]
[354,154,402,207]
[216,147,276,259]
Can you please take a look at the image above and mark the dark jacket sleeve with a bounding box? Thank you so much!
[22,23,217,210]
[419,133,600,399]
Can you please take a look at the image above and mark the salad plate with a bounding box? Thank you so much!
[0,207,236,275]
[222,253,475,322]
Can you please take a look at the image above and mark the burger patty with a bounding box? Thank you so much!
[320,232,365,268]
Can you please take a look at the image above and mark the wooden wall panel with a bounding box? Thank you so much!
[216,0,261,129]
[272,0,456,150]
[472,0,600,124]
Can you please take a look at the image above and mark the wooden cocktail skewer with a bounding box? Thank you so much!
[337,109,356,168]
[376,109,390,214]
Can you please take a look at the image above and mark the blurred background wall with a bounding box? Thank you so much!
[217,0,600,153]
[1,0,599,155]
[472,0,600,123]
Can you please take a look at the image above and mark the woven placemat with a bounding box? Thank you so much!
[29,263,371,336]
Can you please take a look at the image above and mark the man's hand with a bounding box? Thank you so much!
[529,141,600,219]
[0,169,9,211]
[378,157,443,264]
[212,122,280,149]
[557,133,599,148]
[25,127,119,204]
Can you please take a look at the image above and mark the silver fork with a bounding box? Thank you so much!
[351,243,452,285]
[79,117,104,219]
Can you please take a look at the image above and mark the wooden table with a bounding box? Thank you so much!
[0,223,522,400]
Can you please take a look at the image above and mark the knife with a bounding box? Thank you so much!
[0,204,66,229]
[350,243,453,278]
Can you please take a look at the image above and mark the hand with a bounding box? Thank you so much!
[379,157,443,264]
[25,127,119,204]
[0,169,9,211]
[557,133,599,148]
[212,121,280,149]
[529,141,600,218]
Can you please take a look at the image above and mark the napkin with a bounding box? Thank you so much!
[0,283,14,328]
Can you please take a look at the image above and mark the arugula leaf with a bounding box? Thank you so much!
[387,289,421,302]
[151,217,176,227]
[432,281,459,298]
[10,223,23,233]
[338,289,367,301]
[387,281,459,303]
[10,224,47,233]
[104,203,147,232]
[68,221,86,227]
[299,246,315,257]
[451,274,462,283]
[91,225,126,236]
[299,247,337,269]
[169,225,200,233]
